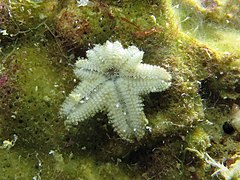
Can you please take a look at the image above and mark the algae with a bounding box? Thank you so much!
[0,0,240,179]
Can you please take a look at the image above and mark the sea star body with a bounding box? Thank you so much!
[60,41,171,141]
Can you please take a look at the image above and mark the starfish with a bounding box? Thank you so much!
[60,41,171,142]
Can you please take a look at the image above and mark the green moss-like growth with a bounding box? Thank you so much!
[172,0,240,55]
[0,149,35,179]
[0,148,135,179]
[7,0,58,33]
[0,42,68,149]
[55,1,116,47]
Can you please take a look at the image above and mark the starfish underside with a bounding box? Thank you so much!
[60,41,171,142]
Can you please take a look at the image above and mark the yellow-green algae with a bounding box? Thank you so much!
[172,0,240,55]
[0,0,240,179]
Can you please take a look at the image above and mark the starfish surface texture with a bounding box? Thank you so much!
[60,41,172,141]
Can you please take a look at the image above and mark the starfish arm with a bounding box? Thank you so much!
[74,68,104,80]
[121,63,172,81]
[115,78,148,140]
[123,94,147,140]
[60,74,106,117]
[105,81,134,141]
[60,79,101,116]
[63,80,110,126]
[124,78,171,95]
[123,46,144,66]
[75,59,101,73]
[94,41,127,71]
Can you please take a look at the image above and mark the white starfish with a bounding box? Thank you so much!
[60,41,171,142]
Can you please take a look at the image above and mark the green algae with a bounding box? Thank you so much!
[0,148,134,179]
[0,0,240,179]
[6,0,59,34]
[0,149,35,179]
[0,43,66,149]
[55,1,116,47]
[172,0,240,55]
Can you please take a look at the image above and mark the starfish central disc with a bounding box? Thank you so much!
[105,67,120,80]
